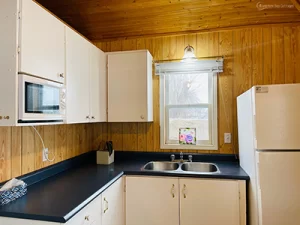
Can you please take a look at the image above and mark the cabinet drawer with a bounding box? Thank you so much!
[66,195,102,225]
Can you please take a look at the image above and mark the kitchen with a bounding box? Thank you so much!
[0,0,300,225]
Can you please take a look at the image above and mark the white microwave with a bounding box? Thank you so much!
[18,74,66,123]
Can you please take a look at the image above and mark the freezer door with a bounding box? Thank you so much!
[256,152,300,225]
[253,84,300,150]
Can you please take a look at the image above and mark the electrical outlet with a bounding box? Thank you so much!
[224,133,231,144]
[43,148,48,162]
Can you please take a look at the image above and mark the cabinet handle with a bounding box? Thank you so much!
[140,115,145,120]
[59,73,64,78]
[91,116,95,119]
[182,184,187,199]
[84,215,90,221]
[86,116,90,119]
[104,197,109,213]
[171,184,175,198]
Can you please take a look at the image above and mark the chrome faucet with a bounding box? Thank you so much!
[180,152,183,161]
[170,152,193,163]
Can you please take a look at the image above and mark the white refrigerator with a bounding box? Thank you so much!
[237,84,300,225]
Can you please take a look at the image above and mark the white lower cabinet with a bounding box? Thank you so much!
[66,194,102,225]
[101,177,125,225]
[180,179,242,225]
[126,176,179,225]
[126,176,246,225]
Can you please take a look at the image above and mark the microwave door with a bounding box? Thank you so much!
[19,75,65,122]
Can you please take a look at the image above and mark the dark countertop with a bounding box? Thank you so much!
[0,151,249,223]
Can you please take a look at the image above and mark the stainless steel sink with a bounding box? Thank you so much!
[142,161,220,174]
[142,161,179,171]
[181,162,220,173]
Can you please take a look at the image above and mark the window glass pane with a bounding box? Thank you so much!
[168,107,209,142]
[167,73,208,105]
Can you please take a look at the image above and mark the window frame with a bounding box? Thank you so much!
[159,72,218,150]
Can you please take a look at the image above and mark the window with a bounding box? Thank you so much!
[160,72,218,150]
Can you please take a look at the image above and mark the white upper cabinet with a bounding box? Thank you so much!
[90,44,107,123]
[19,0,65,83]
[66,27,107,124]
[107,50,153,122]
[66,27,90,124]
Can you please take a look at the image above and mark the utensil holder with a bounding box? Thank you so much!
[97,150,114,165]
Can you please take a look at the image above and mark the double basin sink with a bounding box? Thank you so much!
[142,161,220,174]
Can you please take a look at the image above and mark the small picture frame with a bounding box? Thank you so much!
[179,128,196,145]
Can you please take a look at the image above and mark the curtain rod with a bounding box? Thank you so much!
[153,56,224,64]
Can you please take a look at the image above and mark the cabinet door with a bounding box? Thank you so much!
[66,27,90,124]
[180,179,240,225]
[101,177,124,225]
[126,176,179,225]
[108,51,149,122]
[66,194,102,225]
[20,0,65,83]
[89,45,107,122]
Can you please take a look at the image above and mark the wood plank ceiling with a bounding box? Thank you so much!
[35,0,300,40]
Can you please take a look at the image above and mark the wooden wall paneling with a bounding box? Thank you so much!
[55,125,67,162]
[284,26,296,83]
[271,26,285,84]
[262,27,272,85]
[196,33,209,57]
[207,32,219,58]
[176,35,185,59]
[73,124,80,157]
[296,26,300,83]
[95,24,300,154]
[232,29,252,154]
[22,127,35,174]
[0,127,12,182]
[108,123,123,151]
[152,37,163,151]
[110,40,122,51]
[79,124,87,154]
[34,126,45,170]
[123,123,138,151]
[218,31,234,154]
[91,123,102,150]
[43,125,55,167]
[184,34,197,54]
[121,39,138,151]
[137,122,147,151]
[0,123,94,183]
[66,124,75,158]
[101,123,108,144]
[251,28,263,85]
[11,127,22,178]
